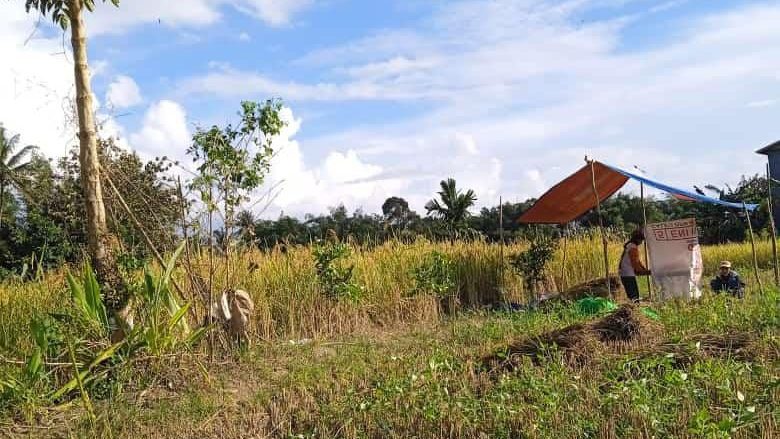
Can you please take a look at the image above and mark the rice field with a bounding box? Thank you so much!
[0,237,778,438]
[1,236,777,353]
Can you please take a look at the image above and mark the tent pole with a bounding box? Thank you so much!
[766,164,779,286]
[588,159,612,299]
[743,202,764,295]
[499,196,505,297]
[640,182,654,301]
[560,223,569,292]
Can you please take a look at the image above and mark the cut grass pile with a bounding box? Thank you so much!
[484,304,664,369]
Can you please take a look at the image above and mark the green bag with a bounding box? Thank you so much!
[576,297,618,316]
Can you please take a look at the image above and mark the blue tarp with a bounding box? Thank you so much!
[604,163,759,211]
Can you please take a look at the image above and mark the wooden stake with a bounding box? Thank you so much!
[766,164,779,286]
[588,159,612,299]
[640,182,654,300]
[743,202,764,294]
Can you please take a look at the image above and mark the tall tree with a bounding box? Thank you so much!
[23,0,128,314]
[236,210,257,245]
[0,125,37,230]
[188,100,285,282]
[425,178,477,233]
[382,196,415,228]
[55,138,182,260]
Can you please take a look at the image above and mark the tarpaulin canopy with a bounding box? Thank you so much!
[519,161,758,224]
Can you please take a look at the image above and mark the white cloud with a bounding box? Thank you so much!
[5,0,780,217]
[261,108,405,216]
[87,0,222,35]
[0,6,134,159]
[231,0,314,27]
[238,31,251,42]
[524,169,547,197]
[106,75,142,108]
[129,100,190,158]
[97,115,129,149]
[0,4,75,158]
[746,99,776,108]
[225,0,780,212]
[453,133,479,156]
[85,0,315,35]
[177,66,424,101]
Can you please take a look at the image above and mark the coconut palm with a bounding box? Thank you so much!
[425,178,477,232]
[0,125,37,230]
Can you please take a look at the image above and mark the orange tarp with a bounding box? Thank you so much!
[518,162,628,224]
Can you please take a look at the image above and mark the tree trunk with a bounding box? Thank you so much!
[68,0,127,315]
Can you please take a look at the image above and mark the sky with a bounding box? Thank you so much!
[1,0,779,218]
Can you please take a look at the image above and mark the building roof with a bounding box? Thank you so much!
[756,139,780,155]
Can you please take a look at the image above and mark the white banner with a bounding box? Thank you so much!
[646,218,703,300]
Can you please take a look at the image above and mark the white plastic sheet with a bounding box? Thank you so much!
[646,218,703,300]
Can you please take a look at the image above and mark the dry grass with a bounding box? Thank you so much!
[484,304,664,370]
[560,275,624,300]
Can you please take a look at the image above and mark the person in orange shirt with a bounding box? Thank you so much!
[619,229,651,302]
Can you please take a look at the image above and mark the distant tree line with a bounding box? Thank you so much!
[239,176,774,249]
[0,125,773,278]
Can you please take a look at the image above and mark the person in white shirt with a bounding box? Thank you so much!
[619,229,651,302]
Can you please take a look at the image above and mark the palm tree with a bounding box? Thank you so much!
[425,178,477,232]
[0,125,37,230]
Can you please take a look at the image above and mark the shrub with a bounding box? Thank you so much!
[312,241,363,302]
[412,251,456,298]
[510,234,559,294]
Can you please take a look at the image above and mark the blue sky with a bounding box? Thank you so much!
[1,0,779,218]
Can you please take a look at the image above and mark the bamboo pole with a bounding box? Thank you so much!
[177,177,208,318]
[766,164,779,286]
[588,158,612,299]
[743,202,764,294]
[560,224,568,292]
[640,182,654,300]
[498,196,505,301]
[208,170,215,362]
[103,171,193,308]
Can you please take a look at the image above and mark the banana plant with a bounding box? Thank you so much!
[137,242,207,355]
[66,262,109,334]
[4,242,208,409]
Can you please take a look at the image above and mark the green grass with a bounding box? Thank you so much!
[0,239,778,438]
[3,290,774,439]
